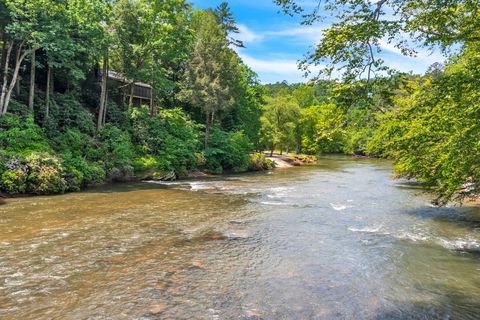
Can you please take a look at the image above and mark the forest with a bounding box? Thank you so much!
[0,0,479,205]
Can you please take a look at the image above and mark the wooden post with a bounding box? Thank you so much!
[128,82,134,109]
[149,86,154,116]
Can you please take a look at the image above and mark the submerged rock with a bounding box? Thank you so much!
[243,309,263,320]
[197,230,228,241]
[190,260,206,270]
[150,303,167,315]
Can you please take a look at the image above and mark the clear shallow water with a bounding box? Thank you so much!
[0,156,479,319]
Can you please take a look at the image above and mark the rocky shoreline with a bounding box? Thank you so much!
[266,153,317,168]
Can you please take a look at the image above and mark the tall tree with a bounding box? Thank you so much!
[260,95,301,155]
[180,10,236,148]
[111,0,191,112]
[213,2,244,48]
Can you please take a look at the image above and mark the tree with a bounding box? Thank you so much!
[301,103,346,154]
[213,2,244,48]
[111,0,191,112]
[367,44,480,204]
[0,0,46,115]
[292,84,318,108]
[274,0,479,81]
[0,0,109,118]
[260,95,301,155]
[222,64,264,148]
[180,10,236,148]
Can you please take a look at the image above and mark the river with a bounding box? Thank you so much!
[0,156,479,319]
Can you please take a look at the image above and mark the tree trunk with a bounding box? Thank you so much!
[270,144,275,157]
[2,44,29,115]
[204,111,211,149]
[0,42,12,114]
[128,82,134,109]
[15,76,20,96]
[28,50,35,113]
[0,33,7,76]
[102,87,108,127]
[45,62,52,121]
[97,55,108,130]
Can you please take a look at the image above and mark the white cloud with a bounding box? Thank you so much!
[235,23,326,46]
[264,25,325,42]
[237,51,323,83]
[237,24,264,43]
[234,23,446,82]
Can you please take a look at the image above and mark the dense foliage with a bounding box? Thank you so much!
[260,46,479,203]
[0,1,269,196]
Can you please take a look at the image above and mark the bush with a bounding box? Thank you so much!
[0,115,52,155]
[55,129,97,160]
[204,129,253,173]
[82,162,107,185]
[25,153,67,194]
[62,165,84,192]
[43,93,96,136]
[130,107,200,174]
[0,155,28,194]
[133,156,158,172]
[61,155,106,189]
[97,125,136,180]
[224,131,253,172]
[249,152,276,171]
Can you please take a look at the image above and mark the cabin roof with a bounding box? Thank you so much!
[101,70,152,89]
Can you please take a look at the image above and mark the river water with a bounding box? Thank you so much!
[0,156,479,319]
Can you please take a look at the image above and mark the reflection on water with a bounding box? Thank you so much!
[0,156,479,319]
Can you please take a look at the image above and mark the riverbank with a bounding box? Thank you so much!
[0,152,318,198]
[265,153,317,168]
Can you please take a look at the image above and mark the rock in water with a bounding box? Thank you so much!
[150,303,167,315]
[149,170,176,181]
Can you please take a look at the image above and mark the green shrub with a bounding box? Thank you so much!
[157,108,200,173]
[0,155,28,194]
[108,165,134,182]
[55,129,97,160]
[7,99,30,116]
[82,162,107,185]
[97,125,136,181]
[62,166,84,192]
[130,107,200,174]
[249,153,276,171]
[0,115,52,155]
[25,153,67,194]
[62,155,106,186]
[204,129,253,173]
[133,156,158,172]
[43,94,96,136]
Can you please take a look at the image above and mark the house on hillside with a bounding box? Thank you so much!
[99,70,155,112]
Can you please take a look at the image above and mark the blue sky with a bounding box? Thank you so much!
[190,0,445,84]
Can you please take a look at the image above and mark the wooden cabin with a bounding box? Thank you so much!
[101,70,155,110]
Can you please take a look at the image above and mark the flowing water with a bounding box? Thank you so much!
[1,156,479,319]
